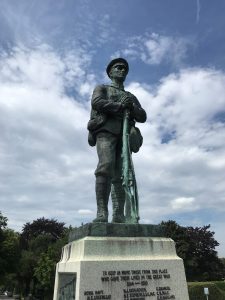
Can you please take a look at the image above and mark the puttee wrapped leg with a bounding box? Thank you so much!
[93,176,111,223]
[111,181,125,223]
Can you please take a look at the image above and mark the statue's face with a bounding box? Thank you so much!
[109,63,128,82]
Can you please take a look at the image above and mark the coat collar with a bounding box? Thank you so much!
[109,82,125,91]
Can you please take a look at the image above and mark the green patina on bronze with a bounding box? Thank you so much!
[87,58,146,224]
[122,109,139,223]
[69,223,165,242]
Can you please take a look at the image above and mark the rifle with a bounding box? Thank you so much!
[121,109,140,223]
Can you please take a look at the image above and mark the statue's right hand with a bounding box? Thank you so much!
[120,96,133,109]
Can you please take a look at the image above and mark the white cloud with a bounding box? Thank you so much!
[0,45,97,229]
[145,33,190,66]
[127,68,225,224]
[1,44,225,256]
[171,197,198,211]
[0,1,115,53]
[118,33,193,67]
[78,209,94,215]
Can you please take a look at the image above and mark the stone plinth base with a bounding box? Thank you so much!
[68,223,165,241]
[53,235,189,300]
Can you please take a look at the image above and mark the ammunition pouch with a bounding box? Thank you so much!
[129,126,143,153]
[88,131,96,147]
[87,114,106,131]
[87,113,107,147]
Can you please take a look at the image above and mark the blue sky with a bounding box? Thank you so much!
[0,0,225,257]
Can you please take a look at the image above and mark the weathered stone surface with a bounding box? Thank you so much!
[68,223,165,242]
[53,237,190,300]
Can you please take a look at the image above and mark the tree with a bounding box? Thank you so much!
[161,220,223,281]
[0,211,7,229]
[185,225,223,280]
[220,258,225,279]
[18,249,37,295]
[0,212,8,278]
[1,229,20,273]
[33,234,68,299]
[18,217,67,298]
[0,211,8,245]
[161,220,190,259]
[0,213,20,293]
[21,217,66,248]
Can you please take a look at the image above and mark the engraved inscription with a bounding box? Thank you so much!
[84,289,111,299]
[99,269,176,299]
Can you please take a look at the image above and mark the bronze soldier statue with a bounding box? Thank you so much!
[88,58,146,223]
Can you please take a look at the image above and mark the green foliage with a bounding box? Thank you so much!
[17,217,68,298]
[1,214,224,299]
[188,281,225,300]
[0,226,20,286]
[0,211,8,250]
[161,220,224,281]
[0,211,8,229]
[0,273,18,293]
[19,250,37,278]
[161,220,189,259]
[34,253,55,288]
[21,217,66,249]
[185,225,222,280]
[0,214,21,293]
[1,229,20,272]
[0,214,68,298]
[34,232,68,292]
[215,280,225,292]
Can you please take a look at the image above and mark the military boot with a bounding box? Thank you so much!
[93,176,111,223]
[111,182,126,223]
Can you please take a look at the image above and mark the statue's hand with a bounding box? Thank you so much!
[120,95,134,110]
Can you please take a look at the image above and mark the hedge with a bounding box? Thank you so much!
[188,281,225,300]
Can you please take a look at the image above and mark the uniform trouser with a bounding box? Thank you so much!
[94,131,125,221]
[95,131,123,179]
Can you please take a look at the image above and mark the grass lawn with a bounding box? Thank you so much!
[188,281,225,300]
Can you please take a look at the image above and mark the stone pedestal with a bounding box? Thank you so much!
[53,224,189,300]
